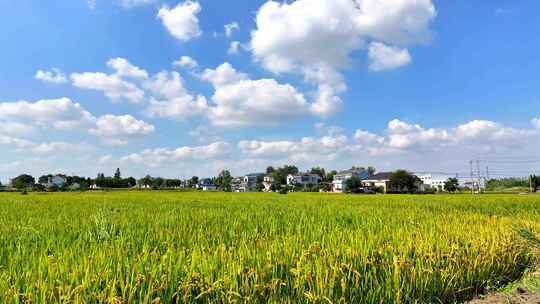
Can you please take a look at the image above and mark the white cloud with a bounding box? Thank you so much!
[354,129,384,145]
[107,58,148,79]
[144,71,186,99]
[189,125,223,143]
[118,0,155,9]
[239,133,349,162]
[228,41,241,55]
[250,0,436,116]
[87,0,96,9]
[201,63,311,127]
[158,1,202,42]
[0,134,90,155]
[173,56,198,69]
[35,68,68,84]
[200,62,248,87]
[144,71,209,120]
[0,97,95,131]
[368,42,411,71]
[224,21,239,38]
[121,142,231,166]
[532,117,540,129]
[89,114,155,138]
[71,72,144,103]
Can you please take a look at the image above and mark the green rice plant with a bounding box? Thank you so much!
[0,192,538,303]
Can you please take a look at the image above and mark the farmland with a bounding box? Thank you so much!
[0,192,539,303]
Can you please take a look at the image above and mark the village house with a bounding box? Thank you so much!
[362,172,392,193]
[241,173,265,192]
[263,175,274,192]
[415,173,454,191]
[197,178,216,191]
[286,173,321,187]
[231,177,244,192]
[332,168,369,193]
[42,175,67,188]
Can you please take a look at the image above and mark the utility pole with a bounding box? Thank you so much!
[476,160,482,193]
[470,160,474,194]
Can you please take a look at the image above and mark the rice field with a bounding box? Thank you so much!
[0,191,539,303]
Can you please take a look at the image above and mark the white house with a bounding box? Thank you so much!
[415,173,454,191]
[332,168,369,193]
[263,175,274,192]
[362,172,392,193]
[286,173,320,186]
[197,178,216,191]
[240,173,265,192]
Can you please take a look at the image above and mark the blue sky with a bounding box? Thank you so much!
[1,0,539,182]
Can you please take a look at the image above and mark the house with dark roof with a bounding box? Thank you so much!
[241,173,265,192]
[362,172,392,193]
[332,168,369,193]
[286,173,320,187]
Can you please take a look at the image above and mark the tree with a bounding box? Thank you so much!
[310,167,326,180]
[256,176,265,192]
[266,166,275,174]
[114,168,121,179]
[367,166,376,176]
[272,165,299,186]
[388,170,421,193]
[126,177,136,187]
[325,170,338,183]
[139,175,153,188]
[444,178,459,193]
[531,175,540,193]
[215,170,233,192]
[12,174,35,189]
[189,176,199,188]
[345,176,363,193]
[38,174,53,184]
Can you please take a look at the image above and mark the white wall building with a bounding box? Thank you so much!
[286,173,320,186]
[415,173,454,191]
[332,169,369,193]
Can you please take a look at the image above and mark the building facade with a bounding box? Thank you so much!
[286,173,321,187]
[332,169,369,193]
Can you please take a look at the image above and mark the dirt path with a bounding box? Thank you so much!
[467,288,540,304]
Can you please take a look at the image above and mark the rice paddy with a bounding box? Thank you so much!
[0,191,539,303]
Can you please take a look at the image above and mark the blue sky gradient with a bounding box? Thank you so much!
[0,0,539,182]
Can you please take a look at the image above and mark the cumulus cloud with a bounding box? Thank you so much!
[234,117,540,174]
[35,68,68,84]
[0,134,90,155]
[118,0,155,9]
[368,42,411,71]
[71,72,144,103]
[239,134,349,162]
[224,21,239,38]
[0,97,155,146]
[121,142,231,166]
[107,58,149,79]
[201,63,312,127]
[0,97,95,131]
[228,41,241,55]
[173,56,198,69]
[89,115,155,146]
[158,1,202,42]
[250,0,436,116]
[532,117,540,129]
[143,71,209,120]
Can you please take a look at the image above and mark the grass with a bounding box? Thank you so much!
[0,191,539,303]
